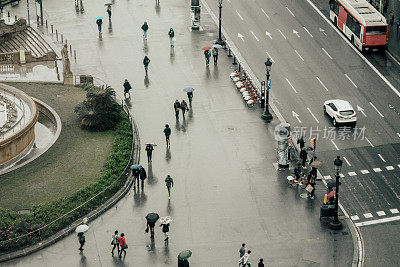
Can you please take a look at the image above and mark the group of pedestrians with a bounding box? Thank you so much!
[173,99,189,120]
[203,47,219,67]
[110,230,128,259]
[238,243,264,267]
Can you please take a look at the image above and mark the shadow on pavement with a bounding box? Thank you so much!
[147,164,158,185]
[165,147,171,163]
[144,74,150,88]
[166,199,173,215]
[133,187,147,207]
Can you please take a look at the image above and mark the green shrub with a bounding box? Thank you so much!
[0,113,133,253]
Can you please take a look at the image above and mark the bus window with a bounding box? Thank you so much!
[330,0,339,15]
[366,26,387,35]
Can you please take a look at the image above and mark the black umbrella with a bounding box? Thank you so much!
[146,213,159,223]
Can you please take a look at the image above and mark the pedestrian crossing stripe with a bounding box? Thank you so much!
[348,172,357,176]
[373,168,382,172]
[390,209,399,214]
[339,173,345,178]
[386,166,394,170]
[364,213,373,218]
[323,175,332,180]
[351,215,360,221]
[377,211,386,216]
[360,170,369,174]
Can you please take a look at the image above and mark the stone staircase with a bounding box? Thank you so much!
[0,27,54,58]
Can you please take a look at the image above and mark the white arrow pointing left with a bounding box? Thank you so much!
[293,29,300,38]
[357,105,367,117]
[238,33,244,42]
[265,31,272,39]
[292,111,302,123]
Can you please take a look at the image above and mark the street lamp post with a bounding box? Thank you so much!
[261,58,273,122]
[330,155,343,229]
[215,0,225,46]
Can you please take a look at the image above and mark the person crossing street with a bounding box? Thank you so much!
[165,175,174,199]
[143,56,151,74]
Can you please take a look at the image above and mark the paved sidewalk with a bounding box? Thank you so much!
[1,0,353,266]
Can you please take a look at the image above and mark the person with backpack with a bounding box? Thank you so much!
[118,233,127,259]
[168,28,175,47]
[165,175,174,199]
[174,99,181,119]
[132,167,141,190]
[143,56,151,74]
[123,79,132,98]
[180,100,189,119]
[142,22,149,39]
[160,222,170,241]
[77,232,85,251]
[145,144,154,164]
[212,47,218,65]
[164,124,171,147]
[111,230,119,256]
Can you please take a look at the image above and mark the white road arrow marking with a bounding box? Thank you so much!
[319,28,327,36]
[316,77,328,91]
[278,29,286,39]
[293,29,300,38]
[265,51,275,63]
[261,8,270,19]
[286,7,295,17]
[265,31,272,39]
[357,105,367,117]
[303,27,313,38]
[369,102,384,117]
[237,33,244,42]
[236,10,244,20]
[250,30,259,41]
[307,107,319,123]
[292,111,301,123]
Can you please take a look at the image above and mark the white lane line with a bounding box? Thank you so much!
[331,140,339,150]
[364,213,373,218]
[355,215,400,227]
[316,77,329,91]
[365,137,374,147]
[348,171,357,176]
[236,10,244,20]
[286,6,295,17]
[398,164,400,169]
[324,175,332,180]
[369,102,384,117]
[390,209,399,214]
[373,167,382,172]
[321,48,333,59]
[343,156,351,166]
[351,215,360,221]
[286,78,297,93]
[277,29,287,39]
[307,0,400,102]
[265,52,275,63]
[397,133,400,138]
[294,50,304,61]
[344,74,358,88]
[303,26,313,38]
[377,211,386,216]
[386,166,394,170]
[260,8,270,19]
[250,30,259,41]
[360,170,370,174]
[307,107,319,123]
[378,153,386,162]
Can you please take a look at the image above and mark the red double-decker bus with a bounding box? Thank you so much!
[329,0,388,51]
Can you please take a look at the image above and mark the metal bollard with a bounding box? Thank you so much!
[51,25,53,34]
[61,34,63,43]
[227,47,232,57]
[56,30,58,41]
[45,20,48,28]
[70,44,72,56]
[14,15,17,21]
[232,55,237,65]
[238,63,241,72]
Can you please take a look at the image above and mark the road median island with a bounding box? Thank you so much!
[0,82,136,260]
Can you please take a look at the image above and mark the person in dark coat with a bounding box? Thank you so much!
[146,220,156,238]
[141,22,149,39]
[174,99,181,119]
[187,91,193,106]
[258,258,264,267]
[145,144,154,164]
[212,47,218,64]
[140,168,147,188]
[204,49,210,67]
[180,100,188,119]
[106,5,111,20]
[132,167,141,189]
[297,136,305,149]
[308,171,316,199]
[123,79,132,98]
[300,148,308,168]
[168,28,175,47]
[96,18,102,35]
[77,232,85,250]
[178,259,190,267]
[164,124,171,147]
[143,56,151,73]
[160,222,170,241]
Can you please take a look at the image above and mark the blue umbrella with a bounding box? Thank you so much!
[183,87,195,93]
[95,16,103,20]
[130,164,143,170]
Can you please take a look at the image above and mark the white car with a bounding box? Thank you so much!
[323,99,357,127]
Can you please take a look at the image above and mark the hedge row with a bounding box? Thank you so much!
[0,112,133,253]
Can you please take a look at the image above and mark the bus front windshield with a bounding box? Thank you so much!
[366,26,387,35]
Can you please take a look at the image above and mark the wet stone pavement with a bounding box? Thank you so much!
[2,0,353,266]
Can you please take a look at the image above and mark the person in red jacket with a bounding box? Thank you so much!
[117,233,126,259]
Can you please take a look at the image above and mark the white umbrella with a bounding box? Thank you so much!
[75,224,89,233]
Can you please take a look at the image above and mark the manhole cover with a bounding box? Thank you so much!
[300,193,308,199]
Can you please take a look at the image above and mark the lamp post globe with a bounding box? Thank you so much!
[261,58,273,122]
[330,155,343,229]
[216,0,226,46]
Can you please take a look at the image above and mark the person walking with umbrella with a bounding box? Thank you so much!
[75,224,88,251]
[111,230,119,256]
[164,124,171,147]
[184,87,194,106]
[239,250,251,266]
[106,4,112,20]
[159,216,172,242]
[118,233,127,258]
[146,213,159,238]
[212,47,219,65]
[178,250,192,266]
[165,175,174,199]
[180,100,188,119]
[204,49,211,67]
[131,165,142,190]
[168,28,175,47]
[145,144,154,164]
[77,232,85,251]
[123,79,132,98]
[143,56,151,74]
[174,99,181,119]
[142,22,149,39]
[96,17,103,37]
